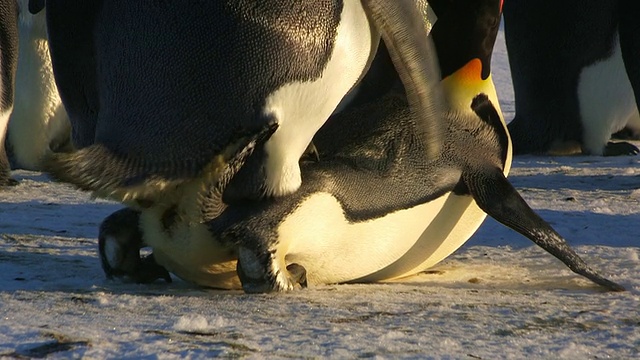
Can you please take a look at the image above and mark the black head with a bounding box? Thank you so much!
[430,0,503,79]
[29,0,45,14]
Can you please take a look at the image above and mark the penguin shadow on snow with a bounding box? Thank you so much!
[508,172,640,192]
[470,210,640,248]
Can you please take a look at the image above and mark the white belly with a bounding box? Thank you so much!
[276,191,488,285]
[578,31,639,155]
[8,1,69,170]
[261,0,378,196]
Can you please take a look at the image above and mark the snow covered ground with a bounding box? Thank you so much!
[1,24,639,359]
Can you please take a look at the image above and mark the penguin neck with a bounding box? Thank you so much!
[441,59,500,115]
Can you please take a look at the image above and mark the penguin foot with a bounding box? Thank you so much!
[0,175,19,189]
[99,208,172,284]
[603,141,639,156]
[236,247,307,293]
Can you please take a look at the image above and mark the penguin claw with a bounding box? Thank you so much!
[603,141,639,156]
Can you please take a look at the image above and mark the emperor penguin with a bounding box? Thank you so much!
[0,0,18,188]
[4,0,70,171]
[97,0,624,293]
[504,0,640,156]
[39,0,445,206]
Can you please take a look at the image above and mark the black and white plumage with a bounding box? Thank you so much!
[0,0,19,188]
[504,0,640,156]
[96,0,624,294]
[39,0,444,203]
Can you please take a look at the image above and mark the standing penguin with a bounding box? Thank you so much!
[0,0,19,188]
[39,0,444,206]
[97,0,623,293]
[504,1,640,156]
[5,0,70,171]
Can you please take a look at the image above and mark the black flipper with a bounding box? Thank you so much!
[464,167,625,292]
[361,0,445,160]
[199,123,278,222]
[45,123,277,204]
[99,207,171,284]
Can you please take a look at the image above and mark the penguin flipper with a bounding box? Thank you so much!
[361,0,446,160]
[99,207,172,284]
[44,123,277,204]
[464,167,625,292]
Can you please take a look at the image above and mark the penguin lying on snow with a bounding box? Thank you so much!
[98,0,624,293]
[0,0,19,188]
[5,0,70,171]
[504,0,640,156]
[39,0,445,204]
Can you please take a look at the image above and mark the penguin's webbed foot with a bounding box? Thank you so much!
[603,141,639,156]
[236,247,307,293]
[465,168,625,292]
[99,208,172,284]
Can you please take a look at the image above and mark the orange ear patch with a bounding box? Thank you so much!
[453,58,484,83]
[500,0,504,13]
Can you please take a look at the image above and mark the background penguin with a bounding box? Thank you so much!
[0,0,19,188]
[504,1,640,156]
[4,0,70,171]
[39,1,445,206]
[98,0,623,294]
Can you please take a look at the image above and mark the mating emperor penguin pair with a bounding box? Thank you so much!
[39,1,447,283]
[504,1,640,156]
[0,0,19,188]
[91,0,623,293]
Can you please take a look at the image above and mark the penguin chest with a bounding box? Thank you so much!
[260,0,379,197]
[272,191,489,285]
[578,31,639,154]
[10,2,69,170]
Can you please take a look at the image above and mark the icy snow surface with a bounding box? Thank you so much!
[1,24,639,359]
